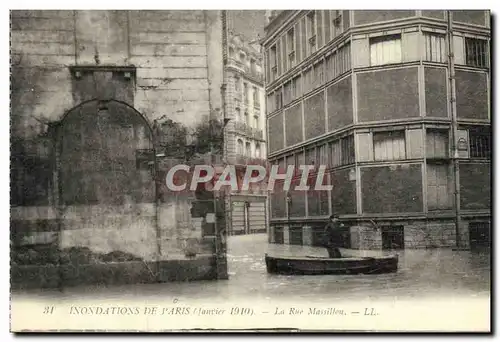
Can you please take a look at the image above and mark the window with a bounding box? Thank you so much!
[295,151,304,166]
[329,140,341,167]
[287,28,296,68]
[235,108,241,122]
[244,111,250,126]
[237,139,244,155]
[373,130,406,161]
[305,147,316,165]
[303,67,313,93]
[255,143,261,158]
[243,83,248,104]
[465,38,488,68]
[318,144,328,166]
[291,75,301,100]
[285,154,295,171]
[340,135,355,165]
[253,115,259,130]
[426,129,449,159]
[234,76,241,92]
[370,34,402,66]
[275,91,283,109]
[284,81,292,104]
[427,164,451,210]
[327,136,354,167]
[250,59,256,74]
[307,11,317,55]
[267,93,275,113]
[245,142,251,156]
[313,61,324,88]
[381,226,405,250]
[331,10,342,37]
[326,43,351,80]
[253,87,260,108]
[270,45,278,81]
[424,33,446,63]
[469,126,491,158]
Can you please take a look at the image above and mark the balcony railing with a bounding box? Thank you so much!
[233,122,264,141]
[233,155,267,167]
[228,58,246,71]
[252,128,264,140]
[227,58,264,83]
[234,121,249,135]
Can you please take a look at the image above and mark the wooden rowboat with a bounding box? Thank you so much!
[265,253,399,275]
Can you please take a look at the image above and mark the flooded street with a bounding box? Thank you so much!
[225,234,490,302]
[13,234,490,303]
[10,233,491,331]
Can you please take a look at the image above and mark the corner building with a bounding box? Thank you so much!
[223,31,268,236]
[262,10,491,250]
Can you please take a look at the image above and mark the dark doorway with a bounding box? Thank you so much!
[340,226,351,249]
[469,222,490,248]
[289,226,303,246]
[274,226,284,244]
[381,225,405,250]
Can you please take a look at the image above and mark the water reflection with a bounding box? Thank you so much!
[12,234,490,302]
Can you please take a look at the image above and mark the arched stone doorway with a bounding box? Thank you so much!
[57,99,158,265]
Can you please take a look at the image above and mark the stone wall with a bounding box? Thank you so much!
[350,225,382,250]
[10,10,226,288]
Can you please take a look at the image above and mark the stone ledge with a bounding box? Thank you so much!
[11,256,219,290]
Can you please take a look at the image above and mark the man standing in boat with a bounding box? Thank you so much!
[323,215,344,258]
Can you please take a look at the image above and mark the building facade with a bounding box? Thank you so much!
[262,10,491,250]
[223,32,268,236]
[10,10,228,289]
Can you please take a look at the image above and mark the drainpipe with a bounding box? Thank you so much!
[446,11,462,249]
[213,9,229,280]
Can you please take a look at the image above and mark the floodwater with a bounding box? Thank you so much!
[12,234,490,303]
[225,234,491,302]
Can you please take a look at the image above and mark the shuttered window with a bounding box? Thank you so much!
[305,147,316,166]
[426,129,449,158]
[341,135,355,165]
[291,75,301,100]
[270,45,277,81]
[307,11,317,55]
[465,38,488,68]
[330,140,341,167]
[303,67,314,93]
[328,136,354,167]
[424,33,447,63]
[325,43,351,81]
[370,34,402,66]
[373,130,406,161]
[427,164,451,210]
[318,144,328,166]
[287,28,296,69]
[469,126,491,158]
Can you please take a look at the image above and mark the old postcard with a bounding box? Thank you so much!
[9,9,491,332]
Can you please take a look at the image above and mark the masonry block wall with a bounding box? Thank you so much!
[10,10,225,288]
